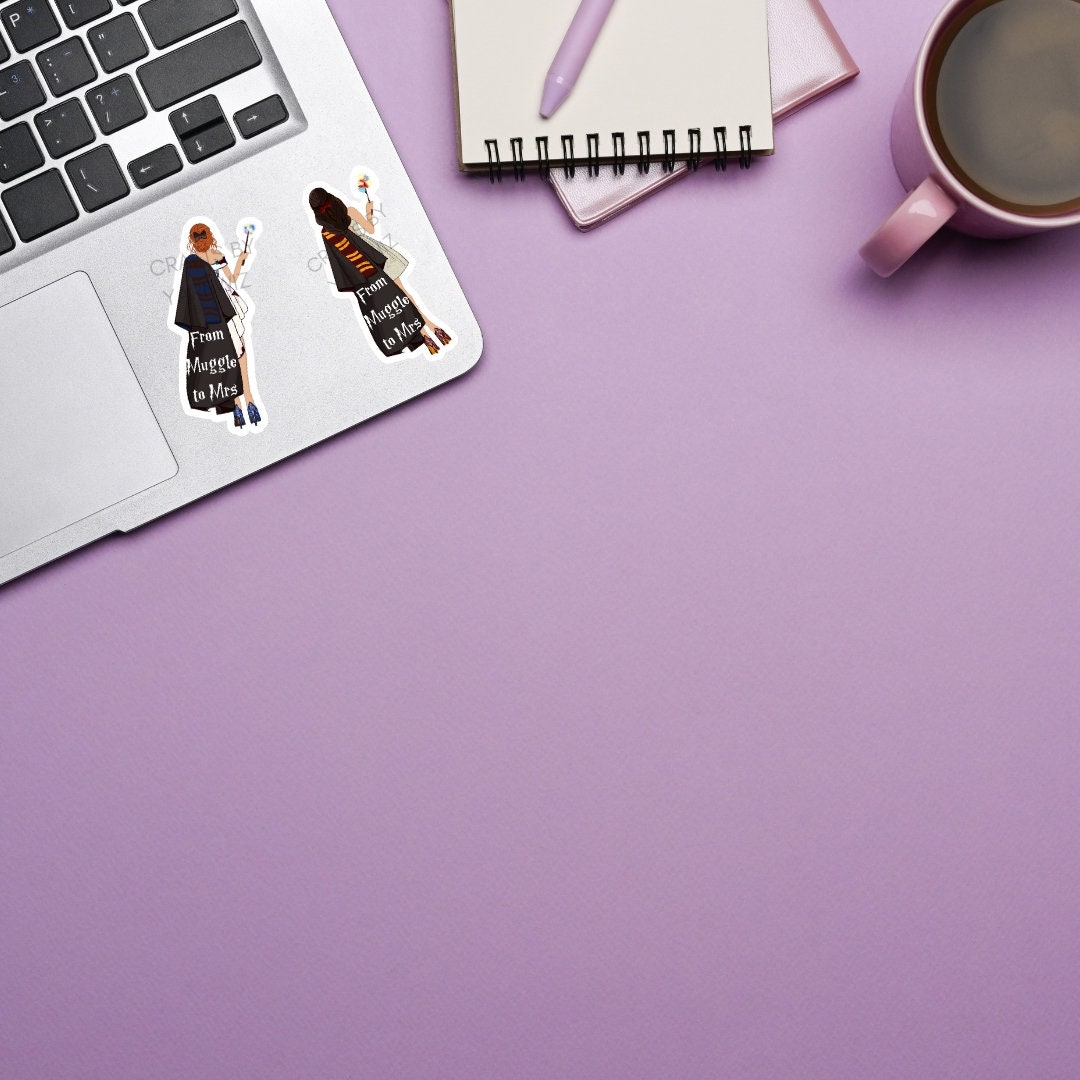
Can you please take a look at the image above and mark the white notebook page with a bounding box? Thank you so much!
[450,0,774,169]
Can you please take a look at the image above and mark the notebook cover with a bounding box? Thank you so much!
[449,0,774,171]
[550,0,858,229]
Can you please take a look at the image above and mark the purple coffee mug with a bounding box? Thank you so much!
[860,0,1080,277]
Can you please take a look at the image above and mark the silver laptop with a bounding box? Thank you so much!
[0,0,482,586]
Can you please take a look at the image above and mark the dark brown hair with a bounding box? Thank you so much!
[309,187,350,230]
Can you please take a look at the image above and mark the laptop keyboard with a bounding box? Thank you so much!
[0,0,293,261]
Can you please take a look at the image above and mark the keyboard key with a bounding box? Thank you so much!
[66,143,127,210]
[0,59,45,119]
[88,12,146,74]
[37,37,97,97]
[0,119,43,181]
[139,0,237,50]
[0,28,8,64]
[127,142,180,187]
[86,72,144,133]
[1,168,78,239]
[58,0,112,30]
[180,117,232,163]
[235,94,287,139]
[168,92,222,139]
[168,94,233,165]
[0,208,12,252]
[137,21,260,111]
[1,1,60,53]
[35,98,94,158]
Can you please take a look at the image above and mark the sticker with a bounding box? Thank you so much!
[168,217,265,434]
[306,168,454,363]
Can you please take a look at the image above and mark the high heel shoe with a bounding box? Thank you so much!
[433,326,452,346]
[233,405,246,429]
[422,332,439,356]
[247,402,262,427]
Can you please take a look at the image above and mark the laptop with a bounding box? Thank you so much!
[0,0,482,587]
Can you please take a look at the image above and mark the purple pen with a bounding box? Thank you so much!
[540,0,618,119]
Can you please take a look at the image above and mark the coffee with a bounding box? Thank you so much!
[926,0,1080,215]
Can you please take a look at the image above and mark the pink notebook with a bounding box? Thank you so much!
[550,0,858,230]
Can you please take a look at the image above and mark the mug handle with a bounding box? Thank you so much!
[860,177,959,277]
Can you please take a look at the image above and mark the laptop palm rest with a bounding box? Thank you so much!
[0,273,177,559]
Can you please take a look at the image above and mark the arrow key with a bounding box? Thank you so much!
[180,116,233,164]
[127,143,181,189]
[168,93,222,139]
[234,94,287,140]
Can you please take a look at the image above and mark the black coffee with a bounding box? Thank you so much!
[926,0,1080,215]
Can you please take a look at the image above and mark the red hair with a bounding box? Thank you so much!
[188,224,217,253]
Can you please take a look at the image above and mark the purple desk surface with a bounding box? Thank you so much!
[2,2,1078,1078]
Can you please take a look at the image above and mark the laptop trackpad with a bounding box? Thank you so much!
[0,272,177,558]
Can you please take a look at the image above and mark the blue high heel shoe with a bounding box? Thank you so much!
[233,405,246,429]
[247,402,262,427]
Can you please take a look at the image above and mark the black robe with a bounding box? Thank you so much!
[173,255,242,414]
[314,214,426,358]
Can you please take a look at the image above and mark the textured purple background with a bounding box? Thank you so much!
[2,1,1079,1077]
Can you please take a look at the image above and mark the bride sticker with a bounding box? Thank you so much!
[307,169,453,363]
[169,217,265,433]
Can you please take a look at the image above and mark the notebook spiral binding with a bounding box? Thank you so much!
[483,126,754,183]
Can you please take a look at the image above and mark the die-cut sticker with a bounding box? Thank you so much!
[307,169,454,363]
[169,217,265,434]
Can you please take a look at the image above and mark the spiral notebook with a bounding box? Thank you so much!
[550,0,858,228]
[449,0,775,177]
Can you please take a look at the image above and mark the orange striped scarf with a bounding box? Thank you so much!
[323,229,379,280]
